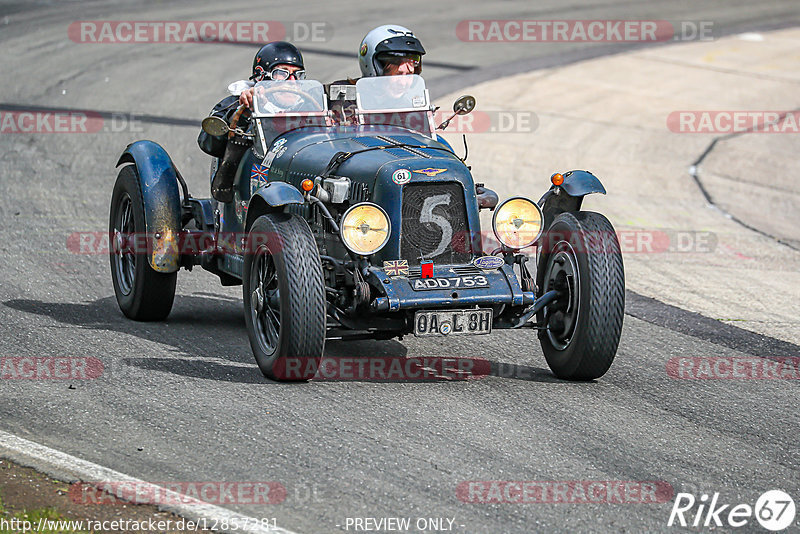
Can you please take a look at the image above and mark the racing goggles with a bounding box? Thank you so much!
[268,67,306,81]
[377,52,422,71]
[255,67,306,81]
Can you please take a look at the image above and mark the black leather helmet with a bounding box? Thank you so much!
[251,41,304,81]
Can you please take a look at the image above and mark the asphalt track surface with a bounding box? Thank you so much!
[1,1,799,532]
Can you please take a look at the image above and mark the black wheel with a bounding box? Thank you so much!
[243,213,326,381]
[536,211,624,380]
[109,165,177,321]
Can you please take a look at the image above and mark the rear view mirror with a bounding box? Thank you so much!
[201,116,229,137]
[453,95,476,115]
[437,95,477,130]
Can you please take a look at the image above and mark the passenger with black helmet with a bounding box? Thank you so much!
[198,41,305,201]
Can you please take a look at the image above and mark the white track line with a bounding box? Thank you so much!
[0,430,300,534]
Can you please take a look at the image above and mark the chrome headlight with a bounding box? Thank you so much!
[492,197,544,249]
[340,203,391,255]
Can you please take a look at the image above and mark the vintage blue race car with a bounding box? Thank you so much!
[109,75,624,381]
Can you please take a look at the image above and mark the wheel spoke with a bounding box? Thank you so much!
[251,246,281,355]
[263,304,280,347]
[263,257,276,289]
[112,195,136,296]
[264,267,276,289]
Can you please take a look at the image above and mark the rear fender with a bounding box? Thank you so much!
[245,182,305,231]
[116,140,181,273]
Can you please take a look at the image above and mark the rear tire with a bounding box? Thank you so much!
[109,165,177,321]
[243,213,326,381]
[536,211,624,380]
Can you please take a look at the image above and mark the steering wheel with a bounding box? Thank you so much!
[253,85,324,113]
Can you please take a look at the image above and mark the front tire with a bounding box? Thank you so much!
[243,213,326,381]
[109,165,177,321]
[536,211,625,380]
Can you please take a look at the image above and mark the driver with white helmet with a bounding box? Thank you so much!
[359,24,425,77]
[328,25,425,121]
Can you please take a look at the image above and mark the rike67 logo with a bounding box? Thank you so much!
[668,490,796,531]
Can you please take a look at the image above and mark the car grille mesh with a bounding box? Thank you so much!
[401,182,471,266]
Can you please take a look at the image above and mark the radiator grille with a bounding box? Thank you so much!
[400,182,471,266]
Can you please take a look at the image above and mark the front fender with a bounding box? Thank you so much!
[245,182,305,231]
[540,170,606,229]
[559,170,606,197]
[116,140,181,273]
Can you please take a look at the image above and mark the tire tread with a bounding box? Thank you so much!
[538,211,625,380]
[109,165,177,321]
[243,212,326,381]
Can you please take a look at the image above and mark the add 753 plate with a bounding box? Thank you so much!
[409,275,489,291]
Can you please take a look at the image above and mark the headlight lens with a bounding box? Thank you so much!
[492,197,544,249]
[340,203,391,255]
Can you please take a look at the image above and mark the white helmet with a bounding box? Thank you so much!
[358,24,426,77]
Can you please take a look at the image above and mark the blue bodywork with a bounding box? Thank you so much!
[116,140,182,273]
[214,121,534,331]
[368,264,529,312]
[210,121,612,330]
[118,110,608,333]
[241,124,483,265]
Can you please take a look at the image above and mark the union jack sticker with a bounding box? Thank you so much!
[383,260,409,276]
[250,164,269,194]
